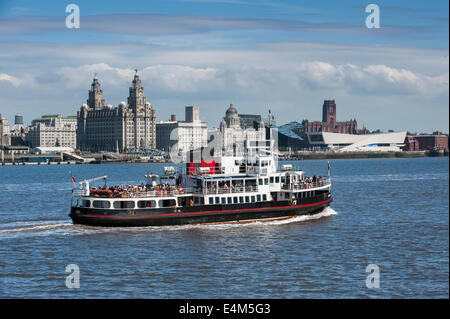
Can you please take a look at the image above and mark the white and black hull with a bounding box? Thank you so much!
[69,193,332,227]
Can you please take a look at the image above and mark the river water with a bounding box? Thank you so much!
[0,157,448,298]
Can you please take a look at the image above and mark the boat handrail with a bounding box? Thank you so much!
[282,179,331,190]
[198,186,259,195]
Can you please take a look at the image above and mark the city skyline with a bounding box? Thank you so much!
[0,0,448,133]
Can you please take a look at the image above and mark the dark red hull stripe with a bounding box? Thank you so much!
[80,198,332,219]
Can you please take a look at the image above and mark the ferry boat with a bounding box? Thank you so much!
[69,151,332,227]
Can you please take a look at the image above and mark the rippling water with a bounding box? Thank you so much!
[0,157,448,298]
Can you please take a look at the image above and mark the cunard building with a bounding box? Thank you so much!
[77,71,156,152]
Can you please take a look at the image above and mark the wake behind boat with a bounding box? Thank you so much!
[69,147,332,227]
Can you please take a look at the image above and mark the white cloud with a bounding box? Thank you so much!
[0,73,21,87]
[294,61,449,95]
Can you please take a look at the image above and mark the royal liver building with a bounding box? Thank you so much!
[77,72,156,152]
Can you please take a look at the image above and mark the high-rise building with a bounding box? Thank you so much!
[26,114,77,149]
[12,113,24,132]
[185,106,200,123]
[0,113,11,147]
[76,72,156,152]
[156,106,208,155]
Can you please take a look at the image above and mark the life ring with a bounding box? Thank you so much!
[292,199,297,206]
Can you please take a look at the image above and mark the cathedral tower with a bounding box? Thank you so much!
[322,100,336,129]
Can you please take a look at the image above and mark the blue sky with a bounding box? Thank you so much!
[0,0,448,132]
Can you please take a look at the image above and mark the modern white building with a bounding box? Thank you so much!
[26,114,77,149]
[306,131,407,152]
[156,106,208,155]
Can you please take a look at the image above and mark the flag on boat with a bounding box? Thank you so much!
[328,161,330,170]
[71,174,76,183]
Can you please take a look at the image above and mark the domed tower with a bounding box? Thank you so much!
[87,74,105,110]
[224,103,241,129]
[128,69,146,112]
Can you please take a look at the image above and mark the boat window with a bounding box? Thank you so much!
[264,178,268,185]
[262,194,267,201]
[233,197,238,204]
[257,195,261,201]
[93,200,111,209]
[275,176,280,183]
[251,196,256,203]
[159,199,176,207]
[245,196,250,203]
[227,197,232,204]
[270,177,274,183]
[114,201,135,209]
[138,200,157,208]
[239,196,244,203]
[285,193,290,199]
[209,197,214,204]
[258,179,263,185]
[281,176,286,183]
[221,197,226,204]
[82,200,90,207]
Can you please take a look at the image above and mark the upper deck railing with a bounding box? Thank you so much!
[282,179,331,191]
[74,185,260,199]
[197,186,258,195]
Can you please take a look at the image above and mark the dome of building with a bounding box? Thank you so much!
[225,103,238,115]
